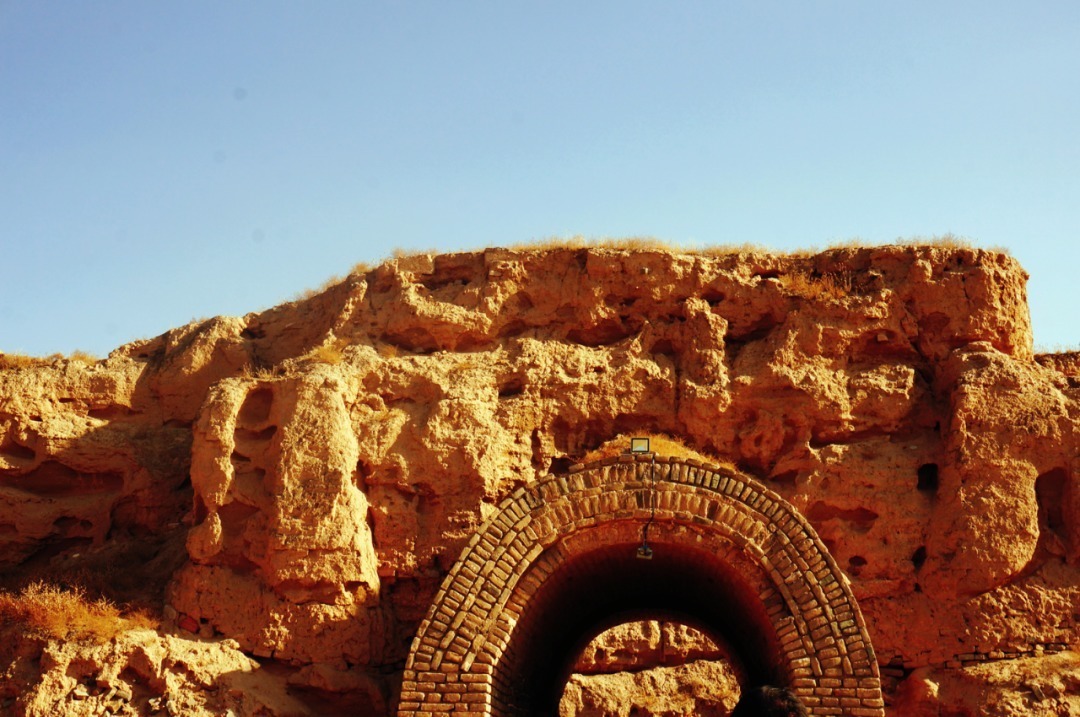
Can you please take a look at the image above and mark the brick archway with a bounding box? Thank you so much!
[397,456,885,716]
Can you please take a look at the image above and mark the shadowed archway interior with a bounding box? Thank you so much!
[499,537,781,713]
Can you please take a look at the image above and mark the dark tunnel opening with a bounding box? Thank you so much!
[492,536,789,715]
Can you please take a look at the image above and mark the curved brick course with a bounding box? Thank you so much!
[398,456,885,716]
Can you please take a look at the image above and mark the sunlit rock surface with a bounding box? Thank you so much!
[0,244,1076,716]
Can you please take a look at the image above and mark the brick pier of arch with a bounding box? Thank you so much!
[398,455,885,716]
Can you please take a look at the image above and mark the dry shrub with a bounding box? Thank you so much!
[1035,344,1080,355]
[509,235,586,251]
[312,343,344,364]
[893,233,976,250]
[308,336,350,365]
[241,362,278,379]
[777,271,851,302]
[509,235,675,253]
[0,582,156,643]
[589,236,675,252]
[509,237,827,257]
[696,242,777,257]
[0,353,46,370]
[391,247,439,260]
[67,350,99,364]
[1,351,99,368]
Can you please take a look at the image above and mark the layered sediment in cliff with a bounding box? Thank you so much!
[1,244,1077,716]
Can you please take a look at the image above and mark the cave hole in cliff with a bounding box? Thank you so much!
[770,470,798,485]
[649,338,678,360]
[1036,467,1069,548]
[493,539,785,715]
[0,462,123,497]
[916,463,939,495]
[497,319,530,339]
[548,456,574,475]
[846,555,867,577]
[0,442,35,462]
[700,287,726,306]
[498,374,526,398]
[193,494,209,523]
[87,405,138,420]
[238,387,274,427]
[911,546,927,571]
[566,316,641,348]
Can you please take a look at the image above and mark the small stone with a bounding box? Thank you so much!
[177,614,199,633]
[72,684,90,699]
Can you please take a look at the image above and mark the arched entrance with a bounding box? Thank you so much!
[397,456,885,716]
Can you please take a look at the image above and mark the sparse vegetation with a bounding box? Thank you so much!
[242,362,280,379]
[311,343,345,364]
[0,350,99,370]
[507,235,675,253]
[1035,344,1080,355]
[0,582,156,642]
[306,336,350,365]
[695,242,778,256]
[291,273,350,302]
[892,233,977,250]
[391,247,439,259]
[278,234,999,318]
[67,350,99,365]
[501,233,993,258]
[0,353,45,370]
[777,271,852,302]
[504,235,776,255]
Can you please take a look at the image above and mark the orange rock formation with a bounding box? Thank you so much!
[0,244,1076,716]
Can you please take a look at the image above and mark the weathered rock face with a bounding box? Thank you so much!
[559,621,739,716]
[0,244,1077,716]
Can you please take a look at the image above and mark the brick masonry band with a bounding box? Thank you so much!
[398,456,886,716]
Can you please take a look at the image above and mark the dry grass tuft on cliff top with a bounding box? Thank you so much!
[0,353,44,370]
[0,582,157,643]
[777,271,853,302]
[505,232,983,257]
[268,233,1005,313]
[306,336,350,365]
[0,351,99,370]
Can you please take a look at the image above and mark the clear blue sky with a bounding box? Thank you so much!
[1,2,1077,357]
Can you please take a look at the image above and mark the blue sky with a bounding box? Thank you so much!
[1,2,1077,357]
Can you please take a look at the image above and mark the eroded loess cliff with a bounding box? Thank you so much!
[0,244,1077,716]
